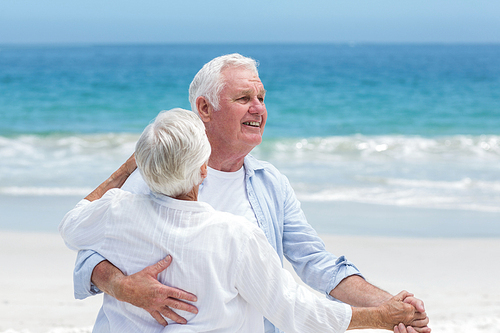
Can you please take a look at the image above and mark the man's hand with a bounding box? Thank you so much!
[349,291,427,331]
[403,295,426,314]
[95,256,198,326]
[377,291,429,331]
[400,295,431,333]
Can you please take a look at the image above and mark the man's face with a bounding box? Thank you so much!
[206,66,267,154]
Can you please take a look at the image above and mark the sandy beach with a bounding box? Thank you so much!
[1,229,499,333]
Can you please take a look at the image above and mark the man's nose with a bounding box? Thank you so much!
[248,97,265,114]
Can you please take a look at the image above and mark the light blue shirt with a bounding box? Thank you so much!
[72,155,362,333]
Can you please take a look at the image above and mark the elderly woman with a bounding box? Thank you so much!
[60,108,422,332]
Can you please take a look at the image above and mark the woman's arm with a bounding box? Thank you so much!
[84,154,137,202]
[235,227,425,333]
[62,154,198,325]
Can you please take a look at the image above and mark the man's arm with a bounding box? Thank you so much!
[235,226,426,333]
[330,275,428,312]
[276,174,430,332]
[92,256,198,326]
[329,275,392,307]
[330,275,430,333]
[67,155,198,325]
[279,175,363,295]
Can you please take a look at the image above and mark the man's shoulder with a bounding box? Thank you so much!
[244,154,283,177]
[244,154,290,193]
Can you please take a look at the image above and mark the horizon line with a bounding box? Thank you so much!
[1,41,500,48]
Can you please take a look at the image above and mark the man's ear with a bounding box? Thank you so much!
[196,96,212,123]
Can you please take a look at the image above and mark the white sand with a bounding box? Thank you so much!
[1,231,499,333]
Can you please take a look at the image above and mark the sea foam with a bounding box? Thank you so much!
[1,133,499,213]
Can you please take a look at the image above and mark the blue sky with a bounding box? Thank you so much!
[1,0,499,44]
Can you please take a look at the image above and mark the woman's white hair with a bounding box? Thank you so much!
[189,53,259,113]
[135,108,211,197]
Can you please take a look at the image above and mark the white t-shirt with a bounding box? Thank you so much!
[199,166,258,226]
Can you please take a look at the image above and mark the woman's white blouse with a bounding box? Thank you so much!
[59,189,351,333]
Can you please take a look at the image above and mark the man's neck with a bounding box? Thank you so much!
[208,153,246,172]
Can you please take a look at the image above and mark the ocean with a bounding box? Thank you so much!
[1,44,499,236]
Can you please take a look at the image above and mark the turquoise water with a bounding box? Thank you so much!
[1,44,499,234]
[2,44,499,137]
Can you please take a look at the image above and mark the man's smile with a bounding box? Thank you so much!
[243,121,260,127]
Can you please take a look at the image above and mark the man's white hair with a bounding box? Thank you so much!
[135,108,211,197]
[189,53,259,113]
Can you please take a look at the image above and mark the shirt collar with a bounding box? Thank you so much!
[244,154,265,178]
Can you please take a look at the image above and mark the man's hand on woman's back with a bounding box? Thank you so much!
[92,255,198,326]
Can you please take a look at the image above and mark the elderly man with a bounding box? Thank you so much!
[68,54,430,333]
